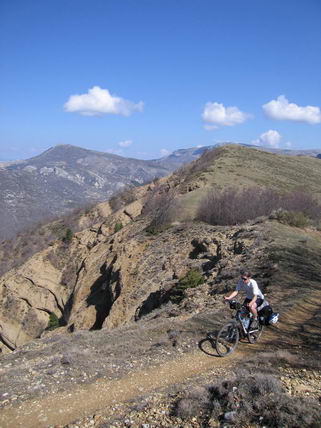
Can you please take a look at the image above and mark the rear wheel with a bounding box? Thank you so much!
[216,322,239,357]
[247,323,264,344]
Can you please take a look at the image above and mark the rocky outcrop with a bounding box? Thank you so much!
[0,251,65,351]
[0,195,271,353]
[0,197,146,352]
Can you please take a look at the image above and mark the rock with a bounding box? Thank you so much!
[224,411,237,421]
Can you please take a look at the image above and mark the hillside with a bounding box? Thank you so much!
[0,144,172,240]
[1,143,321,240]
[1,145,321,349]
[0,145,321,426]
[168,145,321,220]
[0,219,321,427]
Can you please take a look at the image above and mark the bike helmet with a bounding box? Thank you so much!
[268,313,279,324]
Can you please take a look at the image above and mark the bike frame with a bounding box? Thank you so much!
[228,302,252,338]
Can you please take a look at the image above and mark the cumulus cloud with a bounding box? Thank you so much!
[64,86,144,117]
[160,149,171,156]
[118,140,133,147]
[252,129,282,148]
[263,95,321,124]
[202,102,250,130]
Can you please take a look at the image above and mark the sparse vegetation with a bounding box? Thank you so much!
[276,210,310,228]
[169,269,204,303]
[109,186,137,212]
[114,222,123,233]
[197,186,321,226]
[47,312,60,330]
[174,370,321,427]
[0,202,105,277]
[144,224,170,235]
[63,228,73,243]
[143,184,179,231]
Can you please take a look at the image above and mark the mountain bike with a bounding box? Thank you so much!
[205,300,264,357]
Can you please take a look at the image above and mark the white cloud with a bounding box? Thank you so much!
[64,86,144,117]
[118,140,133,148]
[252,130,282,148]
[105,148,123,155]
[263,95,321,124]
[285,141,292,148]
[202,102,250,129]
[160,149,171,156]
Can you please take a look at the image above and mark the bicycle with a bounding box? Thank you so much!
[207,300,264,357]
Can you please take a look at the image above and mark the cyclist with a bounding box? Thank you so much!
[224,271,264,329]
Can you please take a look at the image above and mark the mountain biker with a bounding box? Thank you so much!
[224,272,264,329]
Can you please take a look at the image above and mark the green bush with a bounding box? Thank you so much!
[63,228,73,243]
[276,210,310,228]
[114,222,123,233]
[47,313,60,330]
[145,224,170,235]
[169,269,204,303]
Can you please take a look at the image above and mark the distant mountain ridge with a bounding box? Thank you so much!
[0,145,174,240]
[0,142,320,240]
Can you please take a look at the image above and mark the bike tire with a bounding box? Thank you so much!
[198,337,217,356]
[247,324,264,344]
[215,322,239,357]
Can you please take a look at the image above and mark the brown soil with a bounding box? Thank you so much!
[1,288,320,428]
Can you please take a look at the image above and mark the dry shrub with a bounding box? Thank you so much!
[173,146,226,181]
[276,210,310,228]
[175,386,212,419]
[109,186,137,212]
[0,202,104,276]
[197,186,321,226]
[175,371,320,427]
[143,184,179,229]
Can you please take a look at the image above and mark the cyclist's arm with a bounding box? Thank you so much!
[224,290,238,300]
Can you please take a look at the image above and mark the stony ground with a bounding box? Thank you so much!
[0,284,320,428]
[1,220,321,427]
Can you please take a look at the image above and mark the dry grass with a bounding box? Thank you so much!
[174,367,320,427]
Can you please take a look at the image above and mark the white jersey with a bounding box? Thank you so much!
[236,278,264,300]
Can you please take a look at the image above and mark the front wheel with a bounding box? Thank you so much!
[247,323,264,344]
[216,322,239,357]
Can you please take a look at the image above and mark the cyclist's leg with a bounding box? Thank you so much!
[248,297,263,318]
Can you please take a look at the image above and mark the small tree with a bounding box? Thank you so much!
[169,269,204,303]
[63,228,73,243]
[47,312,60,330]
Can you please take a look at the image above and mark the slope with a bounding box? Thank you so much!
[170,144,321,219]
[0,220,321,426]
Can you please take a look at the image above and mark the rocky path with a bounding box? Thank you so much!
[1,289,320,428]
[0,346,245,427]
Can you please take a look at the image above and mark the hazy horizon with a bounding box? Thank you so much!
[1,0,320,161]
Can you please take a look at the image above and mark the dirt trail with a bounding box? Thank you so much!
[1,289,320,428]
[0,348,245,428]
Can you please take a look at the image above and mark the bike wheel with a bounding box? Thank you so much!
[215,322,239,357]
[247,323,264,344]
[198,336,217,356]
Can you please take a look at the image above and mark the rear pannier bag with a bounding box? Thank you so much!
[258,305,273,326]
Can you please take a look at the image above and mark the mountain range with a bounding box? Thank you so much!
[0,142,320,240]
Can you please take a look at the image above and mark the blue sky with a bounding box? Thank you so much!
[1,0,321,161]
